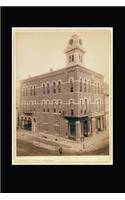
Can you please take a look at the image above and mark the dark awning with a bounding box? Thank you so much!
[64,115,88,121]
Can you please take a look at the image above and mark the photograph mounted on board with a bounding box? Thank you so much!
[12,28,113,165]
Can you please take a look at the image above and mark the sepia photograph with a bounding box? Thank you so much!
[12,28,113,165]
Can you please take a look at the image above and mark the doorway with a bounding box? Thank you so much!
[27,117,32,131]
[83,120,88,137]
[69,120,76,138]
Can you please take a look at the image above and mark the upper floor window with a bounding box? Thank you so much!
[42,101,45,112]
[30,86,32,96]
[72,54,74,62]
[58,81,61,93]
[89,100,91,113]
[53,82,56,94]
[47,83,50,94]
[26,87,28,96]
[47,101,49,112]
[43,84,45,95]
[84,99,87,114]
[98,83,100,94]
[38,86,40,95]
[53,100,56,113]
[79,55,83,62]
[95,100,98,112]
[69,55,71,62]
[84,79,87,92]
[70,79,74,92]
[95,83,96,94]
[33,101,36,111]
[98,99,100,112]
[80,78,83,92]
[101,85,103,94]
[80,99,83,114]
[23,88,25,97]
[33,86,36,96]
[58,100,62,113]
[88,81,91,93]
[70,99,74,115]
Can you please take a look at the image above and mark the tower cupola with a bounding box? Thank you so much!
[64,34,86,67]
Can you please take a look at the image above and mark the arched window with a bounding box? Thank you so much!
[47,101,49,112]
[37,86,39,95]
[70,99,74,115]
[84,79,87,92]
[47,83,50,94]
[84,99,87,114]
[89,100,91,113]
[79,55,83,62]
[42,101,45,112]
[72,54,74,62]
[80,78,83,92]
[69,55,71,62]
[95,83,96,94]
[53,100,56,113]
[80,99,83,114]
[88,81,91,93]
[30,86,32,96]
[101,85,103,94]
[43,84,45,95]
[95,100,98,112]
[26,87,28,96]
[53,82,56,94]
[98,83,100,94]
[23,88,25,97]
[33,85,36,96]
[33,101,36,111]
[58,100,62,113]
[58,81,61,93]
[70,79,74,92]
[98,99,100,112]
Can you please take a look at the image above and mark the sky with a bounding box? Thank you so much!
[14,28,112,87]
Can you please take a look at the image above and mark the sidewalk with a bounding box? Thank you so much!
[17,129,109,154]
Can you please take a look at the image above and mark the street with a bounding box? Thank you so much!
[16,130,109,156]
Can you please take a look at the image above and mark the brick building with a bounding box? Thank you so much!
[19,34,106,141]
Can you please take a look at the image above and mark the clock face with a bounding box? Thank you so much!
[69,39,73,45]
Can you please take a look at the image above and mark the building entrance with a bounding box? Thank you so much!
[83,120,89,137]
[27,118,32,130]
[23,117,32,131]
[69,120,76,138]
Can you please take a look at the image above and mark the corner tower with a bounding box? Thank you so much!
[64,34,86,67]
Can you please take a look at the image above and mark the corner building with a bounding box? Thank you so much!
[20,34,106,141]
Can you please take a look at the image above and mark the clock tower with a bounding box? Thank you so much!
[64,34,86,67]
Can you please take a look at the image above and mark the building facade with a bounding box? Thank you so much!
[19,34,106,141]
[104,83,109,130]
